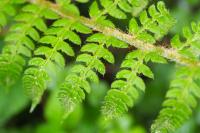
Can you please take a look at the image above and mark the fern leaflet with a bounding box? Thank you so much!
[101,1,175,119]
[0,3,58,86]
[23,16,92,112]
[129,1,176,43]
[0,0,25,30]
[171,21,200,60]
[151,21,200,133]
[102,50,166,119]
[151,66,200,133]
[58,33,128,117]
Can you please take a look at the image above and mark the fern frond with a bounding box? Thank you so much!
[23,17,92,111]
[88,0,148,27]
[89,1,114,28]
[90,0,148,21]
[0,0,25,30]
[129,1,176,43]
[58,33,128,116]
[151,21,200,133]
[91,0,126,20]
[102,50,166,119]
[53,0,88,17]
[0,3,58,86]
[0,54,25,87]
[129,0,148,17]
[171,21,200,60]
[0,0,199,131]
[151,66,200,133]
[101,2,174,118]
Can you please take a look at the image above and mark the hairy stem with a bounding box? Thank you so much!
[28,0,200,67]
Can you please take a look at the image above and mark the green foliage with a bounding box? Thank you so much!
[151,21,200,133]
[129,1,176,43]
[89,0,149,27]
[58,33,128,116]
[23,17,92,112]
[0,0,25,30]
[171,21,200,60]
[0,0,200,132]
[102,50,166,118]
[130,0,148,17]
[151,66,200,133]
[0,3,57,86]
[92,0,148,19]
[101,2,172,118]
[56,0,80,16]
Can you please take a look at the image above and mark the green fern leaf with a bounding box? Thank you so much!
[151,21,200,133]
[0,3,56,87]
[23,17,91,111]
[93,0,149,19]
[1,0,200,131]
[129,1,176,43]
[151,66,200,133]
[101,6,170,117]
[58,33,127,117]
[129,0,148,17]
[102,50,164,118]
[56,0,80,16]
[0,0,25,30]
[171,21,200,60]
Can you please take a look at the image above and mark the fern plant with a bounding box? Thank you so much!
[151,21,200,133]
[102,1,174,119]
[0,2,59,86]
[23,15,92,112]
[0,0,25,30]
[1,0,200,132]
[102,49,166,119]
[58,33,127,117]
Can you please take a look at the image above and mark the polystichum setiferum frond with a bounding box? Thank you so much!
[151,21,200,133]
[102,1,174,119]
[0,0,25,30]
[0,3,58,86]
[151,66,200,133]
[58,33,127,117]
[23,16,92,112]
[102,50,167,119]
[0,0,200,132]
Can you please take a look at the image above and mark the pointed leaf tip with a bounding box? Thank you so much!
[29,102,37,113]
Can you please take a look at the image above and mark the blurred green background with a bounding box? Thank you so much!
[1,0,200,133]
